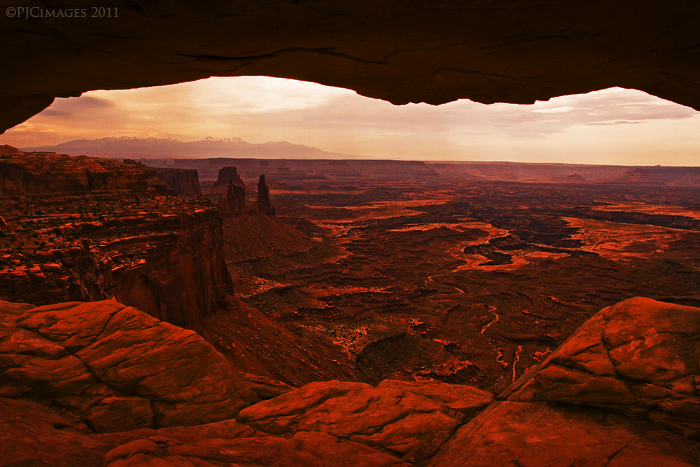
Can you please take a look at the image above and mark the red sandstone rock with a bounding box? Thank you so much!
[0,396,113,467]
[508,297,700,438]
[0,300,259,432]
[427,401,700,467]
[102,431,410,467]
[239,373,294,400]
[218,179,246,217]
[213,166,245,188]
[237,379,493,461]
[256,174,276,216]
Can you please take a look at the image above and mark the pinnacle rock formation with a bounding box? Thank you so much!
[256,174,275,216]
[217,180,246,217]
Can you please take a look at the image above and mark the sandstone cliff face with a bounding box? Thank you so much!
[0,147,203,198]
[0,203,232,326]
[104,207,233,325]
[0,149,166,194]
[0,153,233,326]
[151,167,202,197]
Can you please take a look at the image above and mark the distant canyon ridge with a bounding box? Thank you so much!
[21,137,700,188]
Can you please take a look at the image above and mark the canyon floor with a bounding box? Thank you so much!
[219,177,700,394]
[2,150,700,465]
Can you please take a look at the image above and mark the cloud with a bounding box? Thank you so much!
[532,106,575,114]
[1,78,699,165]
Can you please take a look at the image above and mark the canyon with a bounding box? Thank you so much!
[1,148,699,464]
[2,2,700,463]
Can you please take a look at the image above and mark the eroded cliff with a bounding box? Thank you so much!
[0,150,231,326]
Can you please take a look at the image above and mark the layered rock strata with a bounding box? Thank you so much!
[150,167,202,197]
[0,149,168,194]
[0,153,232,326]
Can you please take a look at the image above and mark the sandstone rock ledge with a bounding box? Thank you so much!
[429,297,700,467]
[0,299,259,432]
[3,297,700,466]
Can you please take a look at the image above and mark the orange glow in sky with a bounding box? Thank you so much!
[1,77,699,166]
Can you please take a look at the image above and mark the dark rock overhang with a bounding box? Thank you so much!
[1,0,699,133]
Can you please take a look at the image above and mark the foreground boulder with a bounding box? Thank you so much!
[1,395,408,467]
[428,297,700,466]
[428,401,700,467]
[237,379,493,462]
[0,299,259,432]
[508,297,700,438]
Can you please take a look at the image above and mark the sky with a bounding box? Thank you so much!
[1,76,699,166]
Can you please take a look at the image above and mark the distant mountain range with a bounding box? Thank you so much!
[22,136,358,160]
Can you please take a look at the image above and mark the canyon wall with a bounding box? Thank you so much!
[151,167,202,197]
[0,202,232,326]
[0,149,232,326]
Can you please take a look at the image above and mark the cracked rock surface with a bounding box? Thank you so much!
[427,401,700,467]
[0,299,259,432]
[509,297,700,438]
[237,379,493,462]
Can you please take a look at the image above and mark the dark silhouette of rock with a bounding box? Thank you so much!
[217,180,246,217]
[256,174,275,216]
[213,166,245,188]
[2,2,700,133]
[0,299,259,432]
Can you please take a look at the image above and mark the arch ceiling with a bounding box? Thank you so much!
[1,0,699,134]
